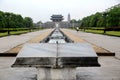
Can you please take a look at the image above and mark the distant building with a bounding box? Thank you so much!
[42,14,72,28]
[51,15,64,22]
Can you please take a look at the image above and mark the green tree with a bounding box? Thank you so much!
[24,17,33,31]
[107,7,120,27]
[4,12,12,35]
[0,11,5,28]
[89,13,101,27]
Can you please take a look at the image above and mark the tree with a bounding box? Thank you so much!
[0,11,5,28]
[36,21,42,28]
[0,10,35,35]
[4,12,12,35]
[24,17,33,31]
[107,7,120,27]
[70,19,77,23]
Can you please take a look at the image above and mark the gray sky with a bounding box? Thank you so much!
[0,0,119,23]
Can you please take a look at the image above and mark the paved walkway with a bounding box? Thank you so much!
[62,29,120,58]
[0,29,53,53]
[61,29,114,56]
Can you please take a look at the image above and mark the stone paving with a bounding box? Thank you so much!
[77,56,120,80]
[0,29,53,53]
[0,56,120,80]
[61,29,115,56]
[0,57,37,80]
[61,29,120,58]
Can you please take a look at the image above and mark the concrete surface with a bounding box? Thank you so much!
[62,29,120,58]
[61,29,115,56]
[0,29,52,53]
[0,57,37,80]
[76,56,120,80]
[0,56,120,80]
[37,68,76,80]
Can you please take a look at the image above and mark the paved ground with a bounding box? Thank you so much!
[0,56,120,80]
[0,29,120,80]
[0,57,37,80]
[62,29,120,58]
[61,29,115,56]
[77,56,120,80]
[0,29,53,53]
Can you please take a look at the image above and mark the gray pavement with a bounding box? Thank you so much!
[0,56,120,80]
[0,29,51,53]
[65,29,120,58]
[0,57,36,80]
[76,56,120,80]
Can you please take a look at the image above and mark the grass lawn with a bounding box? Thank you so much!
[85,29,104,34]
[106,31,120,36]
[84,29,120,37]
[10,30,29,35]
[0,28,43,37]
[0,32,8,37]
[0,30,29,37]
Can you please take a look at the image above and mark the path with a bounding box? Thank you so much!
[0,29,53,53]
[61,29,120,58]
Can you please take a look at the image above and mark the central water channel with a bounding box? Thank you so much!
[48,28,66,43]
[41,28,73,43]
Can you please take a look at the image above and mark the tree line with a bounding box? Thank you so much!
[82,6,120,28]
[71,5,120,28]
[0,11,33,29]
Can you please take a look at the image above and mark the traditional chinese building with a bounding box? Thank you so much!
[51,15,64,22]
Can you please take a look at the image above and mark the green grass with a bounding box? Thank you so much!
[0,30,29,37]
[85,29,104,34]
[0,32,8,37]
[0,28,43,37]
[106,31,120,36]
[10,30,29,35]
[84,29,120,37]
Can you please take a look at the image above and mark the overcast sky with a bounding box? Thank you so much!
[0,0,119,22]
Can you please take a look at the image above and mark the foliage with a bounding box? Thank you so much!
[0,11,33,29]
[80,5,120,28]
[24,17,33,29]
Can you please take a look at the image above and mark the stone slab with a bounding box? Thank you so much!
[12,43,57,67]
[58,43,100,67]
[12,43,100,67]
[58,43,97,57]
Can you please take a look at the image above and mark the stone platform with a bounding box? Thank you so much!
[12,43,100,67]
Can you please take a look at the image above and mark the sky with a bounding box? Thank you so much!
[0,0,119,23]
